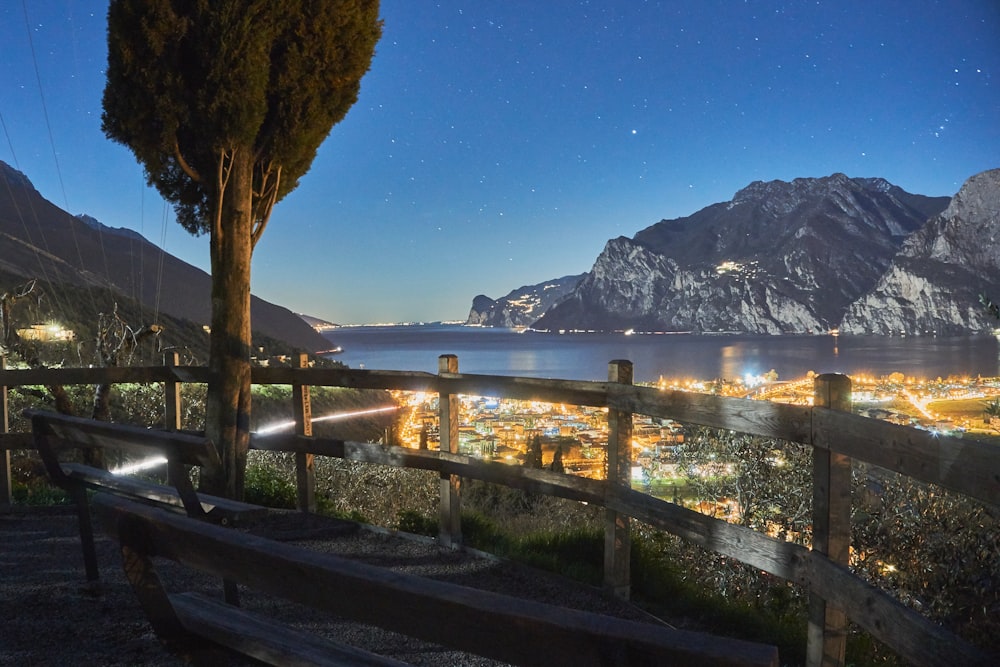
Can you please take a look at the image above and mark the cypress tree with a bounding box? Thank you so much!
[102,1,381,498]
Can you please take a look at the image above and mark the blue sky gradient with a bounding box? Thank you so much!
[2,1,998,324]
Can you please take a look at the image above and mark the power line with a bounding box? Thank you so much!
[131,177,144,324]
[154,201,169,323]
[20,0,109,318]
[0,111,75,320]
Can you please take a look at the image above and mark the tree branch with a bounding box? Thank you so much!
[251,164,280,249]
[173,139,202,182]
[213,148,236,243]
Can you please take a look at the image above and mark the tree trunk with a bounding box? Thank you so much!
[201,150,254,500]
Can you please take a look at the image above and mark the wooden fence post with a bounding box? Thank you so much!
[808,373,852,667]
[164,352,182,431]
[1,356,11,512]
[438,354,461,548]
[163,352,183,488]
[605,359,633,600]
[293,353,316,513]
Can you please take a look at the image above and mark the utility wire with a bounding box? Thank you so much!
[131,177,144,324]
[154,201,169,323]
[0,110,75,320]
[20,0,106,317]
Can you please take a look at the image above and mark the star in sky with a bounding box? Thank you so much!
[0,1,997,324]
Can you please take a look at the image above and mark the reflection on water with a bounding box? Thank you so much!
[507,350,540,375]
[325,325,1000,383]
[719,343,740,380]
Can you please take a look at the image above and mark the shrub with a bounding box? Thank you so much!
[243,452,297,509]
[11,479,70,506]
[396,509,436,536]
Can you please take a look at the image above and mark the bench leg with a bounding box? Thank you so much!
[119,519,224,665]
[71,485,100,582]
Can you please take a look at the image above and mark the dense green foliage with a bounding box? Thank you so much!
[243,455,298,509]
[102,0,382,235]
[677,427,813,540]
[671,426,999,663]
[10,479,69,506]
[852,467,1000,652]
[5,379,393,509]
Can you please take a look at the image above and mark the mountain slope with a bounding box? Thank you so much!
[466,274,585,327]
[840,169,1000,334]
[533,174,950,333]
[0,160,328,351]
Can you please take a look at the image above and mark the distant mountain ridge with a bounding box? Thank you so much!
[467,274,585,328]
[467,172,1000,335]
[537,173,949,333]
[0,160,328,351]
[840,168,1000,334]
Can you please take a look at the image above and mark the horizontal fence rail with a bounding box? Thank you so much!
[0,357,996,667]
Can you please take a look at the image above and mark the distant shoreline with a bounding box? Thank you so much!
[318,325,1000,382]
[325,321,1000,339]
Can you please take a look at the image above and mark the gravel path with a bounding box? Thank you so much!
[0,507,672,666]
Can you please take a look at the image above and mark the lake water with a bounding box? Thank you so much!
[322,325,1000,383]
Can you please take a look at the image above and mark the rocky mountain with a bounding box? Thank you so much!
[0,160,328,351]
[840,169,1000,335]
[532,174,951,333]
[466,274,585,327]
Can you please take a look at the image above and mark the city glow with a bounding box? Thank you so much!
[903,389,936,421]
[254,405,398,435]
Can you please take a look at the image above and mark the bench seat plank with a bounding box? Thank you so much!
[98,494,780,667]
[170,592,410,667]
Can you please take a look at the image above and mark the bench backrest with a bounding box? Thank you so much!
[24,409,220,468]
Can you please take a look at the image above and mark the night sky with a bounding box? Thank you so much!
[1,1,998,324]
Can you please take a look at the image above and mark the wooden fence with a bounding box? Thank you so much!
[0,354,996,667]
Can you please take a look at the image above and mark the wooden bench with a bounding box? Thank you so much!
[95,493,780,667]
[26,409,268,583]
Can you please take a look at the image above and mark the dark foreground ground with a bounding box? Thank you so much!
[0,506,677,666]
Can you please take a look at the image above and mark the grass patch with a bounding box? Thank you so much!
[633,533,807,664]
[459,512,812,663]
[459,515,911,665]
[462,512,604,585]
[927,397,995,420]
[396,509,437,536]
[11,480,70,506]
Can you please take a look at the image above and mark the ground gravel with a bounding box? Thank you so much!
[0,507,674,666]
